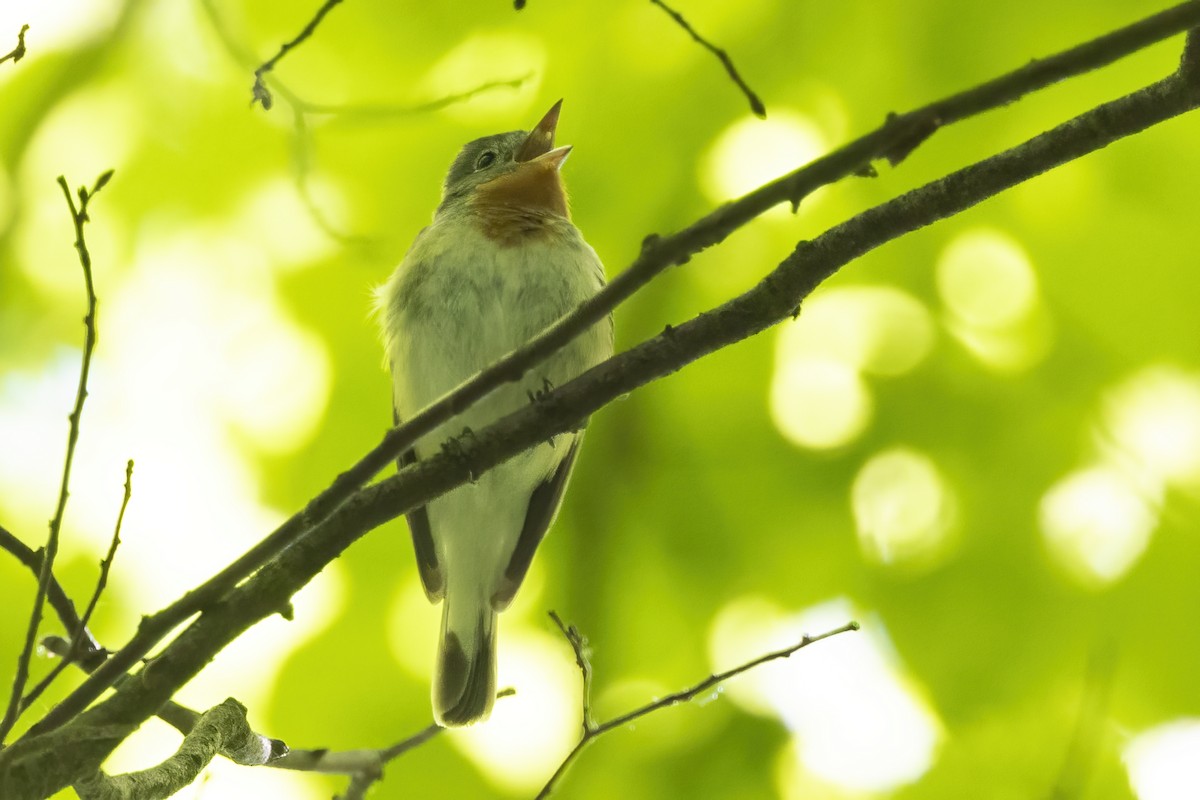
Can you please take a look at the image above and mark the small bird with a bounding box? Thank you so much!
[377,101,613,726]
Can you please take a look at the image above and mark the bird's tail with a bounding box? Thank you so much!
[434,592,497,727]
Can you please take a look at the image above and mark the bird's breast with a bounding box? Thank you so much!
[383,217,610,442]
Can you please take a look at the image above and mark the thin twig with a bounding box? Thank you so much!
[20,461,134,712]
[649,0,765,117]
[252,0,346,109]
[536,617,860,798]
[548,612,595,733]
[199,0,527,244]
[0,171,113,745]
[278,688,514,799]
[299,75,533,119]
[0,526,106,666]
[24,4,1200,744]
[0,24,28,65]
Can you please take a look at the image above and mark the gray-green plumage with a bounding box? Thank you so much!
[377,107,612,726]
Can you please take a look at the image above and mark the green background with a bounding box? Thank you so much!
[2,1,1199,798]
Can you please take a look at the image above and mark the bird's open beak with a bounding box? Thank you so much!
[515,99,572,170]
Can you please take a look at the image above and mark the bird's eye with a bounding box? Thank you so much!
[474,151,497,171]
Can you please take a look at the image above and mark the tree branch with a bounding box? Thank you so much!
[15,4,1200,755]
[537,616,859,798]
[648,0,765,117]
[0,171,113,745]
[3,519,454,797]
[251,0,345,110]
[0,24,28,65]
[71,698,283,800]
[41,630,501,800]
[20,460,133,713]
[198,0,529,244]
[0,526,106,667]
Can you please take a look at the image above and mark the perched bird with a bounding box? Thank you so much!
[377,101,614,726]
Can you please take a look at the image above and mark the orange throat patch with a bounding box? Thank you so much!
[472,163,570,222]
[470,165,571,247]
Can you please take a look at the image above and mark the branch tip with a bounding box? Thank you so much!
[0,24,28,65]
[649,0,765,117]
[251,0,345,109]
[0,170,111,743]
[1181,28,1200,80]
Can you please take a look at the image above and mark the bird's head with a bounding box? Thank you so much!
[438,100,572,219]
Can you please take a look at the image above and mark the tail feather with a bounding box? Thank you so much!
[434,597,497,727]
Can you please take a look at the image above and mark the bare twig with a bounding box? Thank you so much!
[251,0,346,109]
[0,170,113,744]
[199,0,528,243]
[297,75,533,119]
[0,24,28,65]
[22,4,1200,746]
[536,616,860,798]
[274,687,513,799]
[20,461,134,712]
[548,612,595,733]
[649,0,765,117]
[0,526,106,666]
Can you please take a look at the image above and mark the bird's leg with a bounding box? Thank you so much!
[529,378,558,447]
[441,427,479,483]
[528,376,556,404]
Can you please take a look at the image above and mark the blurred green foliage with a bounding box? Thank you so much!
[2,1,1200,798]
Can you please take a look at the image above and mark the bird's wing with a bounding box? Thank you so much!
[491,439,581,611]
[393,403,444,601]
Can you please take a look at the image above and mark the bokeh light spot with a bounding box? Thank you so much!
[234,178,343,271]
[1039,464,1159,587]
[0,0,120,59]
[852,447,956,568]
[1124,719,1200,800]
[937,228,1038,329]
[1100,365,1200,489]
[769,358,872,450]
[946,308,1053,373]
[711,598,941,793]
[779,286,936,377]
[388,574,441,681]
[707,595,791,717]
[702,112,828,213]
[455,628,581,792]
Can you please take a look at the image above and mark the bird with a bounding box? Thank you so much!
[376,101,614,726]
